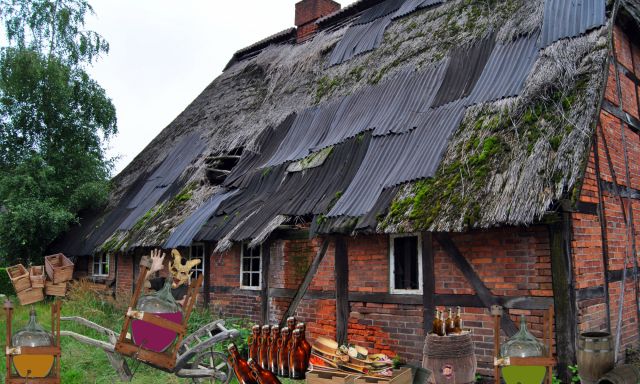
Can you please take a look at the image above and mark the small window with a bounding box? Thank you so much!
[189,243,206,281]
[240,243,262,290]
[93,254,110,277]
[389,234,422,294]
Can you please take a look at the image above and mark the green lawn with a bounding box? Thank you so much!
[0,283,301,383]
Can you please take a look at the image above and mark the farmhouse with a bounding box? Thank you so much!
[52,0,640,380]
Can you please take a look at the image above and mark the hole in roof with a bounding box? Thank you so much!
[205,147,244,185]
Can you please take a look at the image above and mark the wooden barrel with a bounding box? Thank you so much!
[577,332,615,384]
[597,364,640,384]
[422,333,476,384]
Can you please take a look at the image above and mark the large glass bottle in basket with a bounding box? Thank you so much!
[12,308,54,378]
[500,315,546,384]
[131,278,183,352]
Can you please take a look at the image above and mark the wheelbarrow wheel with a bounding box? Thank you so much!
[191,350,232,384]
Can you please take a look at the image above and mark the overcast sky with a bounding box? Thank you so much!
[85,0,358,175]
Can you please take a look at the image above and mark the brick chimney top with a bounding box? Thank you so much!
[295,0,341,42]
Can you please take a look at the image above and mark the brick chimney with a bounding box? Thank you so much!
[295,0,341,42]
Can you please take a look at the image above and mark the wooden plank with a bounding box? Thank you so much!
[422,232,435,335]
[434,233,518,336]
[114,340,176,371]
[261,240,271,324]
[548,207,577,383]
[204,242,212,309]
[279,238,330,328]
[334,235,349,345]
[134,312,186,334]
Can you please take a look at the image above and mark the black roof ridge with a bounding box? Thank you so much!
[317,0,389,28]
[223,27,297,71]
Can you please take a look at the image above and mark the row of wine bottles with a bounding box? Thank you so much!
[228,316,312,384]
[432,306,463,336]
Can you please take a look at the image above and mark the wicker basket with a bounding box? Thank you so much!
[7,264,30,293]
[45,253,74,284]
[45,280,67,297]
[17,287,44,305]
[29,265,46,288]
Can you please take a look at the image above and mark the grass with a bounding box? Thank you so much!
[0,281,302,384]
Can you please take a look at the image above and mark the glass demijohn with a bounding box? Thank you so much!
[12,308,54,378]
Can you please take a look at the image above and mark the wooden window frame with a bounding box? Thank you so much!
[240,242,262,290]
[92,253,110,277]
[189,242,206,283]
[389,233,423,295]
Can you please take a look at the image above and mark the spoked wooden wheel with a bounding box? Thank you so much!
[191,350,232,384]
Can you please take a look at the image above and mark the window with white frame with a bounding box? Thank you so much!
[389,234,423,294]
[93,254,110,277]
[189,243,206,281]
[240,243,262,289]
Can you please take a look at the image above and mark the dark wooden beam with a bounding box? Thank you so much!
[267,288,554,309]
[272,227,311,240]
[334,236,349,345]
[548,206,577,383]
[279,238,330,328]
[601,99,640,134]
[599,179,640,200]
[261,240,271,324]
[576,285,606,302]
[422,232,435,335]
[608,267,638,282]
[433,232,518,336]
[203,242,212,309]
[593,130,611,333]
[575,201,599,216]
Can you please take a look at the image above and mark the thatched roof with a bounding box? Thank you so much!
[54,0,637,256]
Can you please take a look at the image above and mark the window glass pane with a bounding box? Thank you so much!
[103,259,109,275]
[242,257,251,271]
[242,273,250,287]
[393,236,418,290]
[251,257,260,272]
[251,272,260,287]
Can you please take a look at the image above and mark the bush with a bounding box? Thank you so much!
[0,267,13,296]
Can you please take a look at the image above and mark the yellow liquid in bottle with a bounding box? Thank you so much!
[13,355,54,378]
[502,366,547,384]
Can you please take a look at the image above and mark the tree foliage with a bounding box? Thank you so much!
[0,0,116,264]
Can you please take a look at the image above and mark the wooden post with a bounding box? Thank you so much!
[335,235,349,345]
[203,242,212,309]
[422,232,435,335]
[261,239,271,324]
[492,305,502,384]
[548,206,577,384]
[5,299,13,381]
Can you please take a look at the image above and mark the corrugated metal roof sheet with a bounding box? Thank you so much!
[262,63,446,168]
[466,33,540,105]
[355,0,406,25]
[118,133,206,230]
[197,134,371,242]
[392,0,443,19]
[164,190,239,248]
[328,101,465,217]
[328,16,392,66]
[432,33,496,107]
[539,0,606,48]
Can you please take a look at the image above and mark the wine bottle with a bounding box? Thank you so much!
[286,316,296,349]
[453,306,463,333]
[228,343,258,384]
[295,322,312,360]
[445,308,454,335]
[277,327,291,377]
[432,309,440,335]
[249,325,261,362]
[268,325,280,373]
[259,325,271,370]
[438,311,446,336]
[248,357,282,384]
[289,329,308,379]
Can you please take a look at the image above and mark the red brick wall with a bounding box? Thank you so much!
[572,23,640,353]
[115,252,132,298]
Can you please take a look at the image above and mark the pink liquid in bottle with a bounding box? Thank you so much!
[131,312,183,352]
